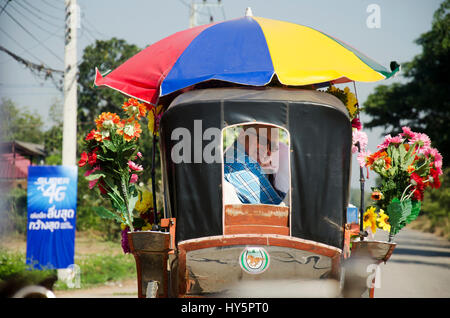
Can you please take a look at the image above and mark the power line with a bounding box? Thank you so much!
[0,83,57,89]
[23,0,64,22]
[0,26,46,65]
[178,0,211,17]
[41,0,64,12]
[82,14,110,39]
[3,8,64,63]
[0,45,63,74]
[0,26,62,66]
[0,0,11,16]
[0,45,63,91]
[9,1,64,33]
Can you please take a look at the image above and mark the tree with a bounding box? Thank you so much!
[43,100,63,165]
[0,98,44,144]
[77,38,141,132]
[364,0,450,165]
[75,38,163,236]
[421,167,450,237]
[77,37,160,185]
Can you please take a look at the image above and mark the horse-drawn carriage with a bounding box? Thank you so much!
[93,12,400,298]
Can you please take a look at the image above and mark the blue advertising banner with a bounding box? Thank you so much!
[26,166,78,269]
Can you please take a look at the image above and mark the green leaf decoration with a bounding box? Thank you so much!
[91,206,122,223]
[84,172,106,181]
[107,191,125,213]
[132,217,146,229]
[96,154,114,161]
[128,193,139,215]
[401,142,416,170]
[387,198,412,235]
[406,200,421,224]
[391,147,400,166]
[103,139,117,152]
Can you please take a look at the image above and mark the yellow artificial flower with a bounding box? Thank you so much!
[141,223,153,231]
[344,87,358,118]
[377,209,391,232]
[134,190,153,214]
[148,105,163,136]
[363,206,378,233]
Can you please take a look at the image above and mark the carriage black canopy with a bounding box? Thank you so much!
[160,87,352,249]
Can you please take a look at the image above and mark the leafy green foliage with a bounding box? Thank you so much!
[0,98,44,145]
[77,38,141,131]
[0,249,56,285]
[1,187,28,236]
[55,253,136,290]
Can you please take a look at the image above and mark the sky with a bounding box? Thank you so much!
[0,0,444,189]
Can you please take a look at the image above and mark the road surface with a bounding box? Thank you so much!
[54,228,450,298]
[374,228,450,298]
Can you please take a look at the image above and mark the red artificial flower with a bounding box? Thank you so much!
[85,129,97,141]
[78,152,88,167]
[98,179,108,195]
[88,151,97,166]
[410,172,425,201]
[351,117,362,130]
[410,172,423,186]
[429,168,441,189]
[412,188,424,201]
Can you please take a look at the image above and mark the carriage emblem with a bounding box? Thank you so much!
[240,247,270,274]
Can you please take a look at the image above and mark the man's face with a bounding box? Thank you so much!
[241,125,279,171]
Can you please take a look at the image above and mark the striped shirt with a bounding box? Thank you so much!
[224,141,284,205]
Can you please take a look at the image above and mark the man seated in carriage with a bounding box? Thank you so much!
[223,124,289,205]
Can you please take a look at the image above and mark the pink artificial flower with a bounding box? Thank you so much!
[400,126,415,139]
[357,150,371,168]
[352,130,368,153]
[128,161,143,171]
[424,147,443,170]
[88,178,99,189]
[377,134,404,149]
[410,132,431,148]
[137,152,143,159]
[84,165,100,177]
[130,174,138,183]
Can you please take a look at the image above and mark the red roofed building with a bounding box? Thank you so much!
[0,141,46,189]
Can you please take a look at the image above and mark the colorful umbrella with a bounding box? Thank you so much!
[94,15,399,105]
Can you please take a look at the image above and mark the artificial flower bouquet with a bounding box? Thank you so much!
[363,127,443,240]
[78,98,162,253]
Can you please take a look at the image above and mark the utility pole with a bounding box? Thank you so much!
[189,0,225,28]
[62,0,78,166]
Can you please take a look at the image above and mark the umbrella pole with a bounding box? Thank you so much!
[151,133,159,230]
[353,81,366,240]
[358,142,366,240]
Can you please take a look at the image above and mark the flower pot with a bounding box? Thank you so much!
[342,240,396,298]
[127,230,174,298]
[350,240,396,264]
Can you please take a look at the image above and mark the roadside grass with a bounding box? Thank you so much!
[0,231,136,291]
[54,253,136,290]
[408,215,450,241]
